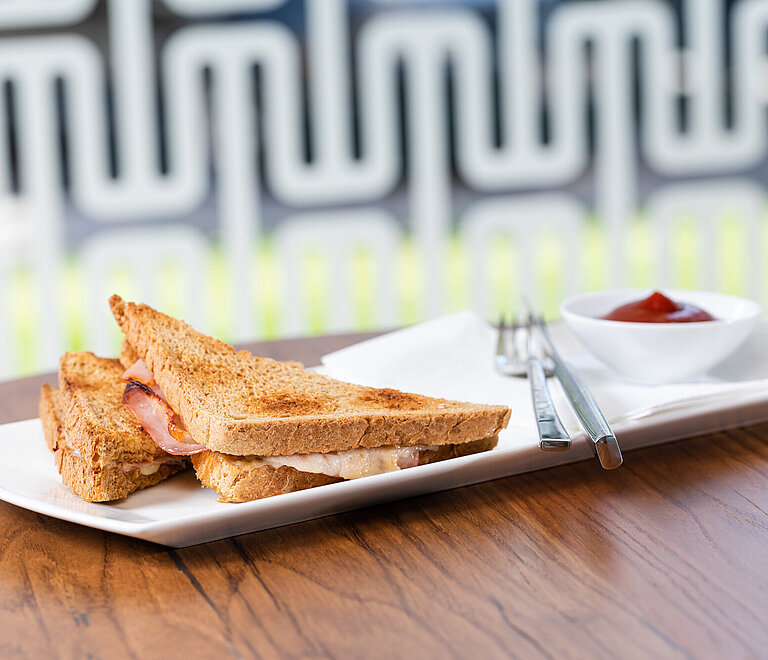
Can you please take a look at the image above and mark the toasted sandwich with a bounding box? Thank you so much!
[39,352,187,502]
[109,295,510,502]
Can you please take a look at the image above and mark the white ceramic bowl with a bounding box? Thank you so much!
[559,289,762,384]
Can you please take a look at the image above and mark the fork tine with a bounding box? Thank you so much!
[495,316,506,357]
[496,313,515,365]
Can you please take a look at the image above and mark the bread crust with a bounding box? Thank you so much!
[119,339,140,370]
[191,435,498,503]
[110,295,511,456]
[39,383,186,502]
[191,453,340,503]
[417,434,498,464]
[40,384,64,455]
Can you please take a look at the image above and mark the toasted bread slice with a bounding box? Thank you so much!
[110,295,511,456]
[191,453,341,503]
[120,338,304,373]
[191,435,498,503]
[43,352,187,502]
[119,338,140,370]
[40,384,67,457]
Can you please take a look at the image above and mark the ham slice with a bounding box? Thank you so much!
[123,380,207,455]
[122,359,165,398]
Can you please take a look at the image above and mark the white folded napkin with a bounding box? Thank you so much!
[321,311,768,435]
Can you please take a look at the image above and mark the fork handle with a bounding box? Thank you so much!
[528,356,571,451]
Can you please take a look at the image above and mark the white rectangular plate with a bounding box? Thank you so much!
[2,386,767,547]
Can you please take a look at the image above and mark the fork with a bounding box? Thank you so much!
[495,316,555,377]
[495,316,571,452]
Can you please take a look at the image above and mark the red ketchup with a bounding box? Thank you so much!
[602,291,715,323]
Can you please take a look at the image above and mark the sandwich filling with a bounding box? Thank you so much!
[243,445,429,480]
[121,359,436,479]
[122,456,187,476]
[122,369,207,455]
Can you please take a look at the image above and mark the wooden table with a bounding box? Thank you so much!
[1,333,767,659]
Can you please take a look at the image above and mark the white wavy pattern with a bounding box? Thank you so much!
[0,0,766,376]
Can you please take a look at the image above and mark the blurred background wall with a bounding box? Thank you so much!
[0,0,766,378]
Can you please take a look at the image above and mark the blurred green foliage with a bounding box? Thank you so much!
[4,213,766,377]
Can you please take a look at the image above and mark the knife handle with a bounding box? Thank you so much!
[550,358,623,469]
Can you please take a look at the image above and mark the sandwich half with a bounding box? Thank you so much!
[109,295,510,502]
[39,352,187,502]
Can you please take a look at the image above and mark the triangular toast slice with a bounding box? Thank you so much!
[110,295,510,457]
[38,352,187,502]
[119,336,502,502]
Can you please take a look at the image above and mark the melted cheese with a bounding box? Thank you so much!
[122,456,186,476]
[243,445,438,480]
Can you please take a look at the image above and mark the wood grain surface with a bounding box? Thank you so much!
[1,333,767,659]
